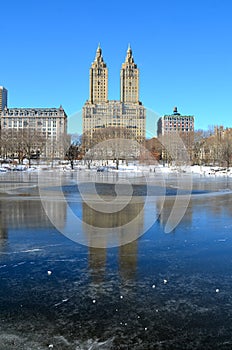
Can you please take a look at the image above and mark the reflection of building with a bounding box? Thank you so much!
[1,198,66,229]
[88,247,107,284]
[0,200,8,254]
[0,86,7,112]
[157,107,194,162]
[82,45,146,151]
[0,201,8,254]
[0,228,7,254]
[82,197,143,282]
[156,196,193,231]
[82,198,144,247]
[0,105,68,158]
[119,241,138,280]
[88,241,138,284]
[0,228,7,239]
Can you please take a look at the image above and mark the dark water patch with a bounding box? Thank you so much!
[48,183,210,197]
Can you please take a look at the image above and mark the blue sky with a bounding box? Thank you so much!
[1,0,232,137]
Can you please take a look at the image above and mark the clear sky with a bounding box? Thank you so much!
[1,0,232,137]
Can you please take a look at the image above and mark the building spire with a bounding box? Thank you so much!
[125,44,134,63]
[97,42,101,53]
[95,43,102,61]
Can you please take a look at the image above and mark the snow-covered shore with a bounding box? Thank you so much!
[0,161,231,178]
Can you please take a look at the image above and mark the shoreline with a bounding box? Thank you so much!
[1,162,232,178]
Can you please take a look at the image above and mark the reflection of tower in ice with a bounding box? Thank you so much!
[88,247,106,284]
[156,195,193,232]
[88,241,138,285]
[82,198,144,247]
[0,199,8,254]
[0,228,7,239]
[82,198,144,282]
[119,240,138,281]
[0,228,8,254]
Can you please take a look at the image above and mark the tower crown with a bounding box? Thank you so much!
[95,44,103,62]
[125,44,134,64]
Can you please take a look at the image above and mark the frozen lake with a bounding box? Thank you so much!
[0,171,232,349]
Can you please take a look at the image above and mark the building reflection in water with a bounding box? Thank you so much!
[0,198,66,230]
[119,240,138,281]
[88,247,106,284]
[0,228,8,254]
[82,200,142,283]
[76,182,232,291]
[82,199,144,246]
[0,201,8,253]
[156,196,193,232]
[0,197,67,254]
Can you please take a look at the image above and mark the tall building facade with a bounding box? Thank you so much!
[0,105,68,158]
[82,45,146,151]
[120,45,139,103]
[0,86,7,112]
[89,44,108,103]
[157,107,194,161]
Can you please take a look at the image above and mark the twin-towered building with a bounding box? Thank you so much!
[1,45,195,161]
[82,46,195,156]
[82,45,146,150]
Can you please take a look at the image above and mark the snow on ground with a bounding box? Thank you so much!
[190,165,232,177]
[0,160,231,177]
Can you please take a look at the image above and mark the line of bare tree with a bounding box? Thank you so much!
[148,127,232,168]
[82,126,144,169]
[81,125,232,168]
[0,129,46,166]
[0,128,71,166]
[193,127,232,168]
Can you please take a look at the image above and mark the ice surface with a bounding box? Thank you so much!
[0,172,231,348]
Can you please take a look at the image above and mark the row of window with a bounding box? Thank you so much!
[3,124,58,131]
[3,121,58,127]
[2,117,63,122]
[2,112,64,117]
[84,116,145,120]
[165,123,193,126]
[164,117,193,122]
[2,125,58,134]
[165,128,194,132]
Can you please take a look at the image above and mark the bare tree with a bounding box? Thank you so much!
[20,129,46,166]
[83,126,140,169]
[192,126,232,167]
[145,137,162,161]
[221,131,232,168]
[192,130,206,165]
[0,128,46,166]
